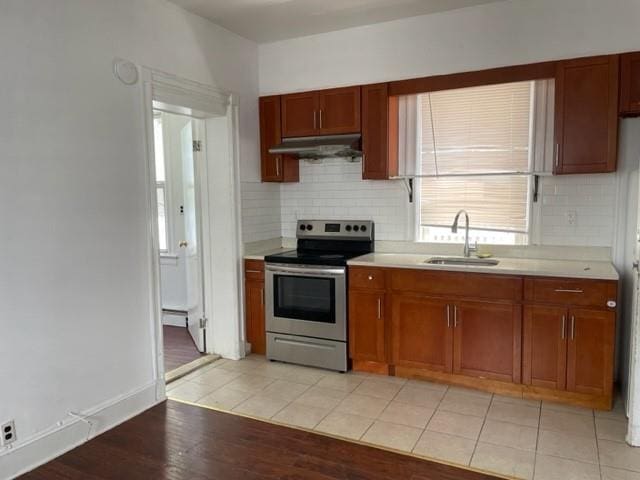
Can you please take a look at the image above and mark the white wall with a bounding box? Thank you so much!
[259,0,640,94]
[0,0,258,477]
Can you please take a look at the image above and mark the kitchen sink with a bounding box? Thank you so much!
[425,257,500,266]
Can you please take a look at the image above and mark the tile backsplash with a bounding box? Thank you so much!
[242,158,619,249]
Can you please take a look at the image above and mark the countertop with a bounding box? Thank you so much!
[244,247,293,261]
[347,253,619,281]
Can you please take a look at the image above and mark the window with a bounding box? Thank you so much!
[153,115,168,252]
[409,81,540,245]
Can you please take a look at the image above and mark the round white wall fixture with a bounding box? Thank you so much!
[113,58,138,85]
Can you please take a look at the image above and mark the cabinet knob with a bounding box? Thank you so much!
[368,275,373,280]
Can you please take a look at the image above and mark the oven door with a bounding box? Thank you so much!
[265,263,346,342]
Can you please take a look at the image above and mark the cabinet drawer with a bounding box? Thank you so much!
[390,269,522,302]
[349,267,386,290]
[245,259,265,281]
[524,278,617,308]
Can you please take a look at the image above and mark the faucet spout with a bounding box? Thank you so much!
[451,209,476,258]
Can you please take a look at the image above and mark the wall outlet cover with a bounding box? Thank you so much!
[566,210,578,226]
[1,420,16,446]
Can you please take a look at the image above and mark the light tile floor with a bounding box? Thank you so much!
[167,355,634,480]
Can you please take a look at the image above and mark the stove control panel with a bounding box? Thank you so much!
[296,220,374,241]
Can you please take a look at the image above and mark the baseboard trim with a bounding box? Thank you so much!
[1,381,164,480]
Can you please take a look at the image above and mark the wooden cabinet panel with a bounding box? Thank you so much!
[245,279,265,355]
[391,295,452,372]
[566,308,615,395]
[554,55,619,174]
[349,266,386,290]
[281,92,318,138]
[318,87,361,134]
[390,269,522,302]
[523,306,567,390]
[361,84,398,180]
[620,52,640,116]
[453,301,521,383]
[259,96,299,182]
[244,259,265,281]
[524,277,617,309]
[349,291,385,363]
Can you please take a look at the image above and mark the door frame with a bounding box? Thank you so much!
[140,67,244,399]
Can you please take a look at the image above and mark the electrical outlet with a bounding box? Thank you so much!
[566,210,577,226]
[1,420,16,446]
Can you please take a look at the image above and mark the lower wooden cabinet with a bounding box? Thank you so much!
[566,308,615,396]
[391,295,452,372]
[523,305,615,397]
[523,305,568,390]
[245,260,266,355]
[348,291,385,363]
[453,301,521,383]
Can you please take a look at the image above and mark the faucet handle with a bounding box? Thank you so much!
[469,240,479,254]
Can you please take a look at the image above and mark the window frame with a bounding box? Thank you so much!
[408,79,554,246]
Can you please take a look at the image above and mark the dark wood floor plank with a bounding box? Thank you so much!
[163,325,202,372]
[21,400,499,480]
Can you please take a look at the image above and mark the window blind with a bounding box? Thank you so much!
[419,81,533,233]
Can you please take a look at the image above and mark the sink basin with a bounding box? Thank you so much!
[425,257,500,267]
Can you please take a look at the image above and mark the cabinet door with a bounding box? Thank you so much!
[566,308,615,396]
[361,83,398,180]
[281,92,318,138]
[318,86,361,135]
[554,55,619,174]
[453,301,521,383]
[391,295,452,372]
[620,52,640,116]
[245,280,265,354]
[349,291,385,363]
[522,306,567,390]
[259,96,299,182]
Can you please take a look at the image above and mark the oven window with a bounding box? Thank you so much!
[273,275,336,324]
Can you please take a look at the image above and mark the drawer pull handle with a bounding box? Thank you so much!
[453,305,458,328]
[561,315,566,339]
[554,288,584,294]
[246,270,263,274]
[446,305,451,328]
[377,298,382,319]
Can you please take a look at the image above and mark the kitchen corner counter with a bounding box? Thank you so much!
[347,253,619,281]
[244,247,292,261]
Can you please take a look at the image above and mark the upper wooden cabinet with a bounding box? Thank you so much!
[259,96,298,183]
[361,83,398,180]
[554,55,619,174]
[620,52,640,116]
[281,86,361,138]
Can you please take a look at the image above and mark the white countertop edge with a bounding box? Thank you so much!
[347,255,619,281]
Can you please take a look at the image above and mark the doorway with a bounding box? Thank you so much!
[153,110,207,374]
[142,68,245,393]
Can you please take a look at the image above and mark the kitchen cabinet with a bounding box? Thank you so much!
[245,260,266,354]
[554,55,619,174]
[523,277,616,399]
[522,305,568,390]
[620,52,640,116]
[348,291,386,363]
[566,308,615,395]
[281,86,361,138]
[391,295,452,372]
[453,301,521,383]
[361,83,398,180]
[259,96,299,183]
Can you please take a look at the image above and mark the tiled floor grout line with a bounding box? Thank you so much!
[468,393,493,468]
[593,410,604,480]
[356,376,405,442]
[531,400,543,480]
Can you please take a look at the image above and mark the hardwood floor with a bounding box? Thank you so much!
[21,400,499,480]
[163,325,203,372]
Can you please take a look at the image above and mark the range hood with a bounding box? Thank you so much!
[269,134,362,159]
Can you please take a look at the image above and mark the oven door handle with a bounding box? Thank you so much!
[266,264,345,277]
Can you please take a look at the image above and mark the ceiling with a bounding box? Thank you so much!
[169,0,504,43]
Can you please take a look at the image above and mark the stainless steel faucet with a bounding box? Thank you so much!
[451,209,477,258]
